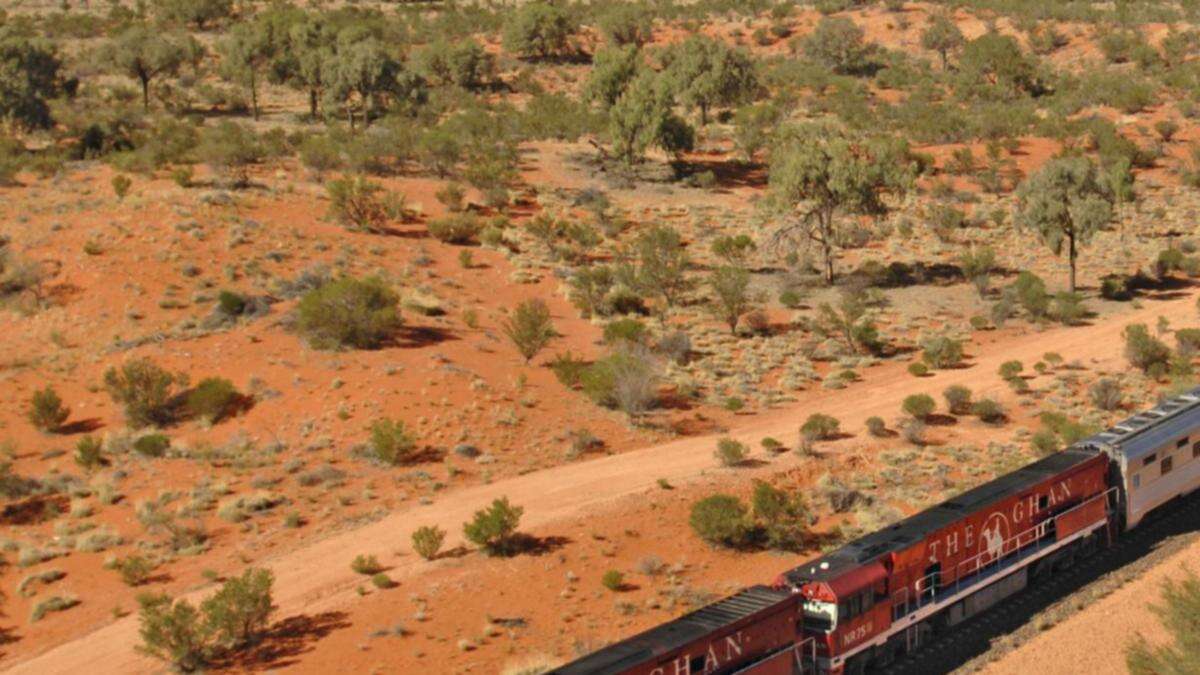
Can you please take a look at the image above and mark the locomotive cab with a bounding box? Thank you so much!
[783,560,891,672]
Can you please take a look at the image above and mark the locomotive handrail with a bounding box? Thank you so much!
[891,487,1116,616]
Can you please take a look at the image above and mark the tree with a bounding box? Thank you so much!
[921,13,964,70]
[463,497,524,556]
[802,17,876,76]
[503,1,576,60]
[277,12,334,118]
[296,276,401,350]
[323,38,425,128]
[709,265,753,334]
[768,125,916,284]
[622,225,690,310]
[1125,570,1200,674]
[585,45,640,109]
[1015,157,1113,293]
[218,18,285,121]
[200,568,274,650]
[416,39,494,90]
[608,69,694,164]
[0,31,66,130]
[663,36,759,125]
[812,290,882,355]
[598,3,655,46]
[105,27,199,111]
[153,0,233,30]
[104,359,183,429]
[502,299,556,363]
[957,32,1041,101]
[733,102,782,162]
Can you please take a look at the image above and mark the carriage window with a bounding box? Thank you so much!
[1143,453,1157,466]
[1178,437,1190,448]
[1163,456,1174,475]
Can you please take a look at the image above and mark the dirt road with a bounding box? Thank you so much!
[7,293,1196,674]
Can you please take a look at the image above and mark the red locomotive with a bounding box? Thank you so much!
[556,386,1200,675]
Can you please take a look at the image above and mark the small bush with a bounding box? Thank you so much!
[31,594,79,622]
[104,358,182,428]
[579,349,658,417]
[200,568,274,650]
[136,593,207,670]
[368,418,417,466]
[327,175,390,233]
[1101,274,1134,301]
[28,386,69,432]
[75,436,104,470]
[801,413,840,441]
[350,554,384,575]
[689,494,750,548]
[186,378,239,424]
[115,555,156,586]
[1089,378,1123,411]
[943,385,973,415]
[601,569,625,591]
[463,497,524,556]
[1031,429,1060,455]
[503,299,555,363]
[297,277,401,350]
[411,525,446,561]
[134,434,171,458]
[427,213,483,244]
[1123,323,1171,374]
[865,416,887,437]
[998,360,1023,379]
[602,318,647,346]
[972,398,1005,424]
[371,573,394,589]
[908,362,929,377]
[901,394,936,420]
[217,290,246,316]
[714,437,747,467]
[921,336,963,369]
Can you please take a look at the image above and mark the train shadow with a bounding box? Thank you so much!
[878,492,1200,675]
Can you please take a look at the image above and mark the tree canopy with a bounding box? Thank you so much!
[662,36,759,125]
[0,30,66,130]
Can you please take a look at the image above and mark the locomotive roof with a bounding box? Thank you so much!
[784,447,1102,586]
[552,585,792,675]
[1080,385,1200,461]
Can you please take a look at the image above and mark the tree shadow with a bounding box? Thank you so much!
[394,325,458,348]
[57,418,104,435]
[1,495,69,526]
[210,611,351,672]
[924,413,959,427]
[506,534,572,557]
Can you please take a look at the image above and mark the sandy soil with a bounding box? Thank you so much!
[6,288,1197,675]
[982,537,1200,675]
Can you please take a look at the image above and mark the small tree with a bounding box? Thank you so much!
[154,0,233,30]
[503,299,556,364]
[812,291,882,355]
[200,568,274,650]
[196,121,263,189]
[622,225,690,310]
[608,69,695,165]
[662,36,759,125]
[104,27,199,111]
[463,497,524,556]
[503,1,576,60]
[1123,323,1171,375]
[709,265,752,334]
[327,175,390,233]
[689,494,749,548]
[921,13,965,70]
[136,593,209,672]
[802,16,876,75]
[585,45,640,109]
[1015,157,1113,293]
[297,276,401,350]
[104,359,182,428]
[598,3,654,46]
[752,481,808,551]
[0,32,66,130]
[368,418,417,465]
[411,525,446,561]
[28,386,69,433]
[921,336,964,369]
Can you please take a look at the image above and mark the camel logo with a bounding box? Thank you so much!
[980,512,1010,561]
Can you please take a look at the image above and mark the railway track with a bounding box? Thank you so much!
[879,489,1200,675]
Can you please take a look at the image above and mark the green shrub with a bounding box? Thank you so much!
[217,290,246,316]
[1031,429,1060,456]
[327,175,390,233]
[30,594,79,622]
[27,386,69,432]
[136,593,208,671]
[714,437,747,467]
[427,213,483,244]
[350,554,383,575]
[601,569,625,591]
[196,121,262,188]
[971,398,1005,424]
[800,413,840,441]
[1177,328,1200,354]
[186,378,239,424]
[503,299,555,363]
[921,336,963,369]
[1012,271,1050,318]
[115,555,155,586]
[998,360,1023,379]
[463,497,524,556]
[74,436,104,470]
[297,277,401,350]
[503,1,576,59]
[103,358,182,428]
[199,568,274,650]
[134,434,171,458]
[865,416,887,437]
[751,481,808,551]
[943,385,973,415]
[908,362,929,377]
[368,418,417,466]
[901,394,936,420]
[602,318,647,346]
[689,494,750,548]
[1100,274,1133,301]
[761,437,784,453]
[371,573,394,589]
[411,525,446,561]
[112,174,132,200]
[1123,323,1171,374]
[1088,378,1123,411]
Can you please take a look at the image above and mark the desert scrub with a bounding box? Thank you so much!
[133,433,171,458]
[502,299,556,363]
[601,569,625,592]
[368,418,417,465]
[714,437,747,467]
[113,554,156,586]
[689,494,750,548]
[427,213,483,244]
[921,336,963,369]
[411,525,446,560]
[186,378,240,424]
[17,568,65,597]
[800,413,840,441]
[326,175,393,233]
[74,436,104,470]
[865,416,887,437]
[27,386,69,432]
[972,398,1006,424]
[103,358,184,428]
[901,394,936,421]
[463,497,524,556]
[943,385,973,415]
[31,594,79,622]
[297,276,401,350]
[350,554,384,575]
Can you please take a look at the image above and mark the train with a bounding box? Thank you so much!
[554,386,1200,675]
